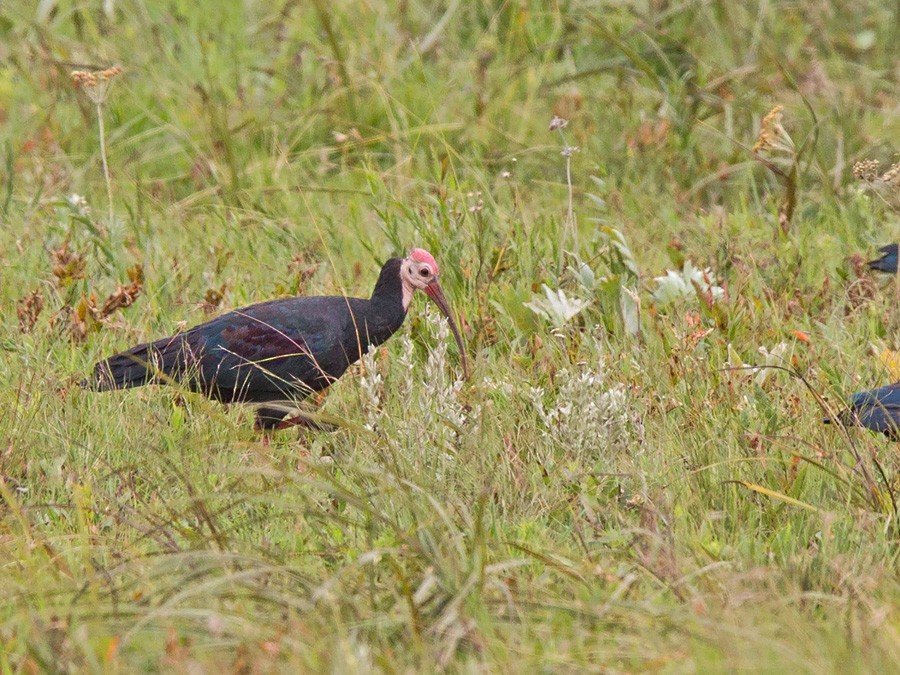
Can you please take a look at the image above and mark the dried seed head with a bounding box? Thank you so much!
[881,162,900,185]
[98,281,142,318]
[70,66,123,105]
[70,70,97,88]
[854,159,900,188]
[753,107,778,152]
[752,105,795,156]
[854,159,900,208]
[16,289,44,334]
[853,159,881,181]
[51,241,87,287]
[97,66,123,80]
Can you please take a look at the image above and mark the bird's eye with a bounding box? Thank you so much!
[419,268,430,277]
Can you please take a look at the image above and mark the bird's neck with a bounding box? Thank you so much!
[363,257,407,342]
[401,279,415,311]
[370,258,405,304]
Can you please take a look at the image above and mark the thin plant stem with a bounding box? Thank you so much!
[96,102,113,224]
[564,150,576,249]
[555,126,578,254]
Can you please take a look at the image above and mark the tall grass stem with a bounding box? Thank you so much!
[565,150,576,250]
[96,102,113,224]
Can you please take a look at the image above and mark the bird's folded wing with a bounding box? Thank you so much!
[196,298,352,399]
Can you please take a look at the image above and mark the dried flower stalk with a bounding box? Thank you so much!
[71,66,123,224]
[549,116,579,253]
[752,105,799,235]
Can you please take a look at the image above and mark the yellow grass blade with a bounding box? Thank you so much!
[734,481,824,513]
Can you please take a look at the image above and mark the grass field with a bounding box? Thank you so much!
[1,1,899,671]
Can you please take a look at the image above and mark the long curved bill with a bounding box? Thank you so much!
[424,280,470,380]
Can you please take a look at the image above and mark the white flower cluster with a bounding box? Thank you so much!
[528,361,636,460]
[386,308,474,461]
[359,344,384,431]
[483,376,514,397]
[420,307,469,442]
[395,329,416,398]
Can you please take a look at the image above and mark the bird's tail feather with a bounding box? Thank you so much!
[867,258,896,274]
[85,335,188,391]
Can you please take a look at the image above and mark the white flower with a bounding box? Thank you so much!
[67,193,90,215]
[652,261,724,307]
[525,285,590,328]
[726,341,790,386]
[754,342,789,386]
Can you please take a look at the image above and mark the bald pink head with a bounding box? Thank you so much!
[409,248,439,276]
[399,246,469,379]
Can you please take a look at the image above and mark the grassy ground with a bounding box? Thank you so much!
[1,0,899,671]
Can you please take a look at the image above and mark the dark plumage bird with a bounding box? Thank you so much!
[85,248,468,430]
[825,383,900,440]
[866,244,898,274]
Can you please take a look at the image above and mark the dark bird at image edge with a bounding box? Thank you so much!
[825,383,900,440]
[866,243,899,274]
[823,243,900,438]
[84,248,469,430]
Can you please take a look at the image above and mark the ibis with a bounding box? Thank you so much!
[85,248,468,430]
